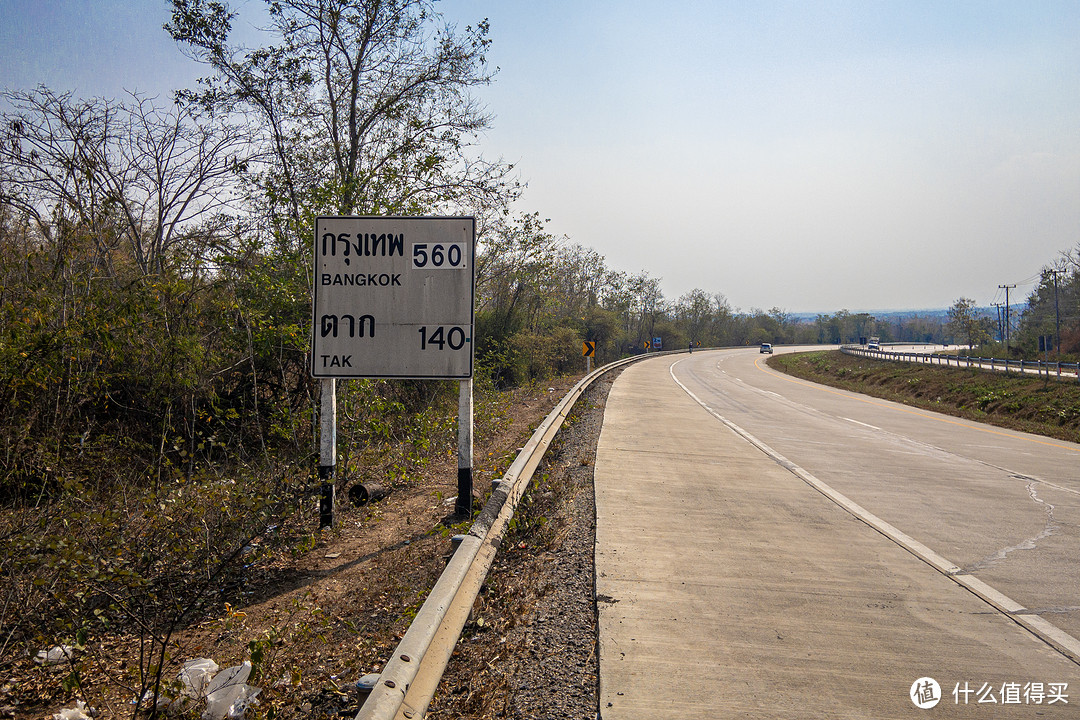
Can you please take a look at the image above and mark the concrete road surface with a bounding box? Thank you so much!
[595,348,1080,718]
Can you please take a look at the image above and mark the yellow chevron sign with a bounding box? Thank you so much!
[582,341,596,357]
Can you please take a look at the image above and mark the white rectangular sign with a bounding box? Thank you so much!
[311,216,475,379]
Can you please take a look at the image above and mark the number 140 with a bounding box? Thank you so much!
[418,326,469,350]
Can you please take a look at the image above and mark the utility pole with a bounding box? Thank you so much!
[991,302,1004,344]
[1048,269,1063,355]
[999,284,1016,353]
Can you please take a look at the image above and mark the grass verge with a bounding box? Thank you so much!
[768,350,1080,445]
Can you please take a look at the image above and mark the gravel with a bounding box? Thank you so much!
[427,371,618,719]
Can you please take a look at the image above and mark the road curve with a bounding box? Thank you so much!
[595,348,1080,718]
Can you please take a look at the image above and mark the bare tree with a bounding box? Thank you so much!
[629,272,665,345]
[675,288,714,345]
[0,87,251,276]
[167,0,519,238]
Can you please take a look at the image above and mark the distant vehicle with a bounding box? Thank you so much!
[867,337,880,350]
[760,343,773,354]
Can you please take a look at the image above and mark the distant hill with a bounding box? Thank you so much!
[790,306,1005,323]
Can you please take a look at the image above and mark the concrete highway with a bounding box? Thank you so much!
[594,347,1080,718]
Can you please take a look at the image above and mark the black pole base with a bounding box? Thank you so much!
[455,466,473,518]
[318,465,335,529]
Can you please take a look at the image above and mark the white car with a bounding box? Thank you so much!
[760,343,773,354]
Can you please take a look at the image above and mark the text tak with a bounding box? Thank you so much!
[321,355,352,368]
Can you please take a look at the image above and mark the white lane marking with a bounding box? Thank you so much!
[668,357,1080,666]
[843,417,882,431]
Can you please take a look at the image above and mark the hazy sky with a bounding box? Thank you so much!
[2,1,1078,313]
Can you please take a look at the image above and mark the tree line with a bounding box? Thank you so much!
[0,0,910,503]
[1015,249,1080,358]
[4,0,1075,504]
[944,247,1080,359]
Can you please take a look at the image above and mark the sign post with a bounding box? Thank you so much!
[1040,335,1053,378]
[582,340,596,373]
[311,216,476,526]
[457,379,473,517]
[318,378,336,528]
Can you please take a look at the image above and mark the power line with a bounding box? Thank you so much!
[1015,271,1043,287]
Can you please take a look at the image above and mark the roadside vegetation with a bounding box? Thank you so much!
[3,0,1080,717]
[769,350,1080,444]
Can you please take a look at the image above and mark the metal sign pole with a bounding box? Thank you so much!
[456,378,473,517]
[319,377,337,528]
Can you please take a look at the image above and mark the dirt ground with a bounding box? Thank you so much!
[12,370,614,720]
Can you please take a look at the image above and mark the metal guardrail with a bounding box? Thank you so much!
[355,347,688,720]
[841,345,1080,382]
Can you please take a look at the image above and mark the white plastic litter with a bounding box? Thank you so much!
[53,700,93,719]
[138,658,259,719]
[180,658,220,699]
[202,661,260,720]
[35,645,74,665]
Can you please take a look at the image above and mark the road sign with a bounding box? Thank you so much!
[582,341,596,357]
[311,216,475,379]
[653,337,662,351]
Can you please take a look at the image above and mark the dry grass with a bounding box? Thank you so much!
[769,350,1080,444]
[0,377,584,720]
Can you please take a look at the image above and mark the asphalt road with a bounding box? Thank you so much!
[594,347,1080,718]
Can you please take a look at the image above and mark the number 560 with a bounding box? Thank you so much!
[412,242,466,269]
